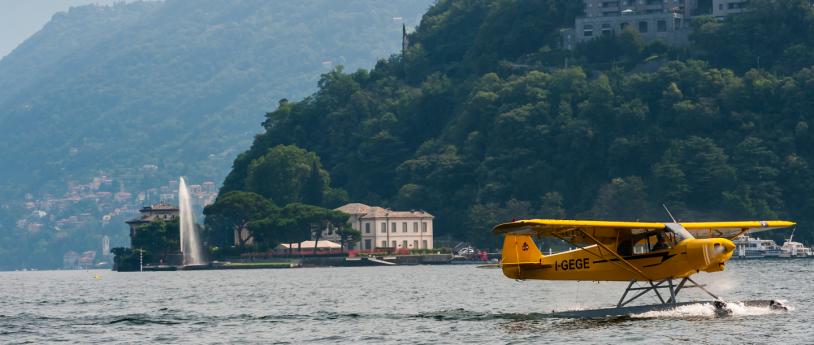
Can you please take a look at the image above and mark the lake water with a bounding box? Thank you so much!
[1,260,812,344]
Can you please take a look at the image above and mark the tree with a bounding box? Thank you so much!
[131,220,180,264]
[203,191,277,248]
[244,145,333,206]
[302,160,326,206]
[691,0,814,72]
[589,177,651,220]
[337,225,362,251]
[539,192,566,219]
[655,137,736,208]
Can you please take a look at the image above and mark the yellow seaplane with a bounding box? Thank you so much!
[493,216,795,317]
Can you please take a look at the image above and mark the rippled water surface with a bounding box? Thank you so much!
[1,260,812,344]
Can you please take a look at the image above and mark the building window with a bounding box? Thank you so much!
[413,222,418,232]
[620,22,629,31]
[414,240,419,249]
[402,222,407,233]
[601,23,612,36]
[657,20,667,32]
[381,222,387,233]
[422,222,427,233]
[392,241,397,248]
[365,239,372,249]
[638,21,648,33]
[583,24,594,37]
[422,240,428,249]
[391,222,396,233]
[382,240,387,248]
[365,223,370,233]
[402,240,408,248]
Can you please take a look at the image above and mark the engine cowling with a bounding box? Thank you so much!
[686,238,736,272]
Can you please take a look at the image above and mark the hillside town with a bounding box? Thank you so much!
[13,173,218,269]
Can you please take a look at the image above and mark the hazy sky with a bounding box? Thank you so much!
[0,0,129,58]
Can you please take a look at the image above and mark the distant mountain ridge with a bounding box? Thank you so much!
[0,0,432,195]
[0,0,433,268]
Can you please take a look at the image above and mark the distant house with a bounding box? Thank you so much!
[560,0,795,50]
[125,203,178,244]
[564,0,696,49]
[712,0,748,17]
[333,203,434,251]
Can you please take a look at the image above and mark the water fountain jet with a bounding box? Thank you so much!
[179,177,205,266]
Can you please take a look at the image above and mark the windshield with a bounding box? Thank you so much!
[666,223,694,242]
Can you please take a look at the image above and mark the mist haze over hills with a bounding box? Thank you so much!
[0,0,432,268]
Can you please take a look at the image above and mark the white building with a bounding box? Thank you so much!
[333,203,434,251]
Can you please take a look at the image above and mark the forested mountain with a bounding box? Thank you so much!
[0,0,433,268]
[220,0,814,248]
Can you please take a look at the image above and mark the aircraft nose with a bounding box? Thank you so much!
[713,239,735,254]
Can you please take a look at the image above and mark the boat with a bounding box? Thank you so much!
[778,228,812,258]
[779,234,812,258]
[779,241,811,258]
[732,235,781,259]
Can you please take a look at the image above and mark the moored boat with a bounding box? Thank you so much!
[778,228,812,258]
[779,240,812,258]
[733,235,781,259]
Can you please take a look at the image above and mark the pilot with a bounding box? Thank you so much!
[651,233,669,251]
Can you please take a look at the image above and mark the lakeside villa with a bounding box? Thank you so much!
[125,203,179,239]
[327,203,434,251]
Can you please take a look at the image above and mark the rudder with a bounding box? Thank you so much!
[501,234,543,279]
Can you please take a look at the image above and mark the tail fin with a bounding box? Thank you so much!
[501,234,544,279]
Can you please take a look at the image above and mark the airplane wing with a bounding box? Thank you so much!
[681,221,795,239]
[492,219,666,244]
[492,219,796,243]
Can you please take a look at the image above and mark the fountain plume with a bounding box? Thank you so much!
[179,177,205,265]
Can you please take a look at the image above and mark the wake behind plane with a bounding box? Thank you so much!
[492,218,796,317]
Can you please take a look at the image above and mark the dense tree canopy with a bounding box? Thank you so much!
[131,220,179,263]
[203,191,277,248]
[220,0,814,249]
[204,182,351,253]
[692,0,814,73]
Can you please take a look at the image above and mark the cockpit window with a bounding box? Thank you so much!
[665,223,694,242]
[622,225,695,255]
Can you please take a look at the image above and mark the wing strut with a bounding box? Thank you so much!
[549,228,653,282]
[577,228,654,281]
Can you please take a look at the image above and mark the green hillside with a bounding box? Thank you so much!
[0,0,433,268]
[220,0,814,248]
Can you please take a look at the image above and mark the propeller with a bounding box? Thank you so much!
[704,240,735,268]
